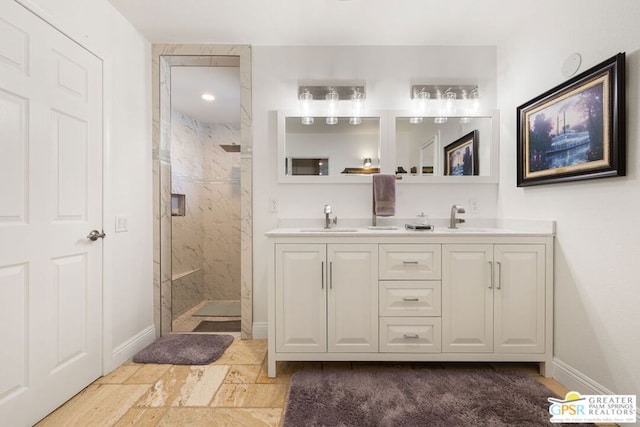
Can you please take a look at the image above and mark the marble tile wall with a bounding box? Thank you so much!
[171,110,241,318]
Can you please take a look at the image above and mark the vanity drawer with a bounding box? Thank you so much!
[379,281,441,317]
[379,317,441,353]
[379,244,441,280]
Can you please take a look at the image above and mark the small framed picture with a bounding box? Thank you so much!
[517,53,625,186]
[444,130,479,176]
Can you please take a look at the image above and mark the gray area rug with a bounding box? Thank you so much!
[132,334,233,365]
[284,369,594,427]
[193,320,241,332]
[193,301,240,317]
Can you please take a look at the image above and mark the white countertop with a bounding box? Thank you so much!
[266,225,554,237]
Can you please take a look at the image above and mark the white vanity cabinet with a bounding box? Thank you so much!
[267,229,554,378]
[442,244,545,354]
[274,243,378,355]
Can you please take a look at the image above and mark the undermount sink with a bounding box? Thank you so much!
[300,227,359,233]
[440,227,494,233]
[366,226,399,230]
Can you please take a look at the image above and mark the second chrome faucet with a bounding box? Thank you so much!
[449,205,466,229]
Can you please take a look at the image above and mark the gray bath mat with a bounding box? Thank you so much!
[193,320,241,332]
[132,334,233,365]
[284,369,594,427]
[193,301,240,317]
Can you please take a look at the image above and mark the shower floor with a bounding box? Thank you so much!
[193,300,240,317]
[172,300,241,338]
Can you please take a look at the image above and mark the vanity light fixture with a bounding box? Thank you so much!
[298,89,314,125]
[325,89,339,125]
[363,157,372,168]
[201,93,215,101]
[298,84,366,125]
[410,84,480,124]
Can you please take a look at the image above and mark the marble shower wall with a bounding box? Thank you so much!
[171,109,241,318]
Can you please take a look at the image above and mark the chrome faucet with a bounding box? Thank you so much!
[324,205,337,229]
[449,205,466,229]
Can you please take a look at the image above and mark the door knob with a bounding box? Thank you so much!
[87,230,106,241]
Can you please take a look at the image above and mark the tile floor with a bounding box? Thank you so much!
[37,338,573,427]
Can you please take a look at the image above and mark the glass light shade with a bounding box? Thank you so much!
[459,117,471,124]
[434,117,448,124]
[363,158,372,167]
[349,117,362,125]
[325,89,338,125]
[445,90,456,114]
[299,89,314,125]
[409,117,423,124]
[351,90,365,116]
[414,89,430,116]
[470,88,480,111]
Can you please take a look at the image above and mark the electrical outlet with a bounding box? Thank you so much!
[115,215,128,232]
[269,198,279,213]
[468,198,478,214]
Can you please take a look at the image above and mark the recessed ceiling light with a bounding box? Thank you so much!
[201,93,215,101]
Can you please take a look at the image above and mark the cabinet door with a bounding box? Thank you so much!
[442,245,493,352]
[327,244,378,352]
[275,244,326,353]
[494,245,545,353]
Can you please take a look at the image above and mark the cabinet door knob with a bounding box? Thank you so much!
[496,261,502,289]
[402,261,419,265]
[403,333,419,339]
[403,297,419,302]
[321,261,324,289]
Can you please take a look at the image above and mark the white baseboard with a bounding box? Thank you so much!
[554,358,639,425]
[252,322,268,339]
[107,325,156,373]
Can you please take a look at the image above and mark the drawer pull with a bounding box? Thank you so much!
[402,261,419,265]
[402,297,419,302]
[403,333,420,339]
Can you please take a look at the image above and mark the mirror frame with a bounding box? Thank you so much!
[277,110,388,183]
[389,110,500,184]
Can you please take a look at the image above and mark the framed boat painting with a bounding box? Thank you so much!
[517,53,625,187]
[444,130,479,176]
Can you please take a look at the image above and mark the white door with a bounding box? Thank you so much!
[327,244,378,352]
[494,245,545,353]
[442,244,493,352]
[275,244,326,353]
[0,2,103,426]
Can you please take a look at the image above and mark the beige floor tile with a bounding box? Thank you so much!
[96,364,144,384]
[37,384,149,427]
[125,364,173,384]
[114,407,167,426]
[256,360,321,384]
[214,340,267,365]
[536,376,570,398]
[211,384,288,408]
[157,408,282,427]
[224,365,262,384]
[137,365,229,407]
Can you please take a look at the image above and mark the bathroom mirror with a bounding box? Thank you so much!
[278,112,382,183]
[393,111,499,183]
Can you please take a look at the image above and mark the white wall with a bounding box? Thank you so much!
[17,0,154,372]
[252,45,498,323]
[496,0,640,401]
